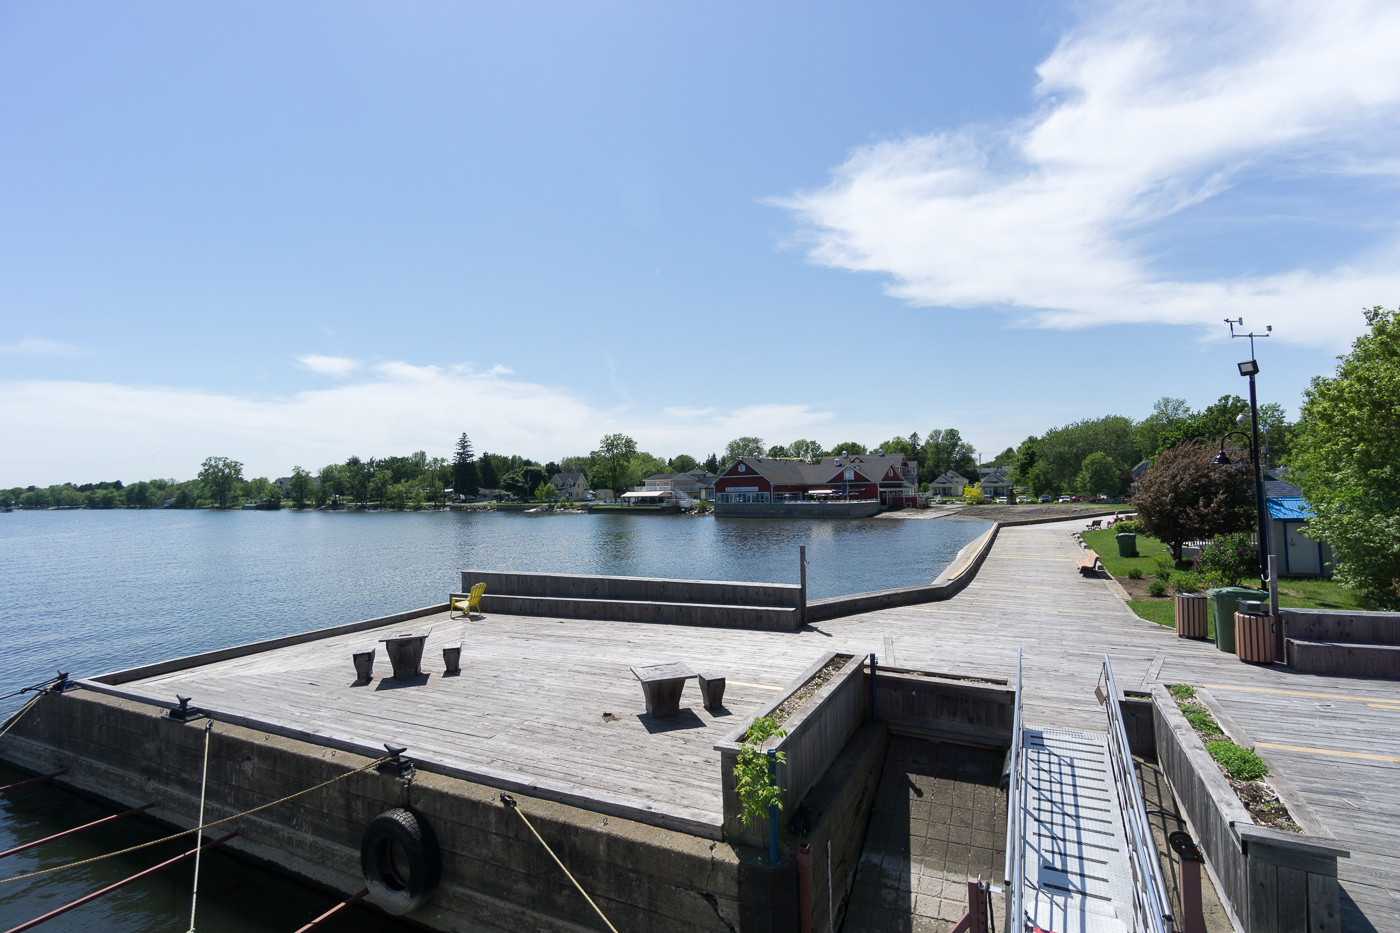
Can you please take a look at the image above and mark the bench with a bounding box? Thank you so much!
[1076,550,1101,576]
[1087,519,1102,529]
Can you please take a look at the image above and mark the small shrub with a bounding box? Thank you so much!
[1180,705,1221,736]
[1127,569,1143,580]
[1171,571,1204,594]
[1168,683,1196,699]
[1152,557,1175,584]
[1148,579,1168,597]
[735,716,788,827]
[1194,533,1256,587]
[1207,741,1269,782]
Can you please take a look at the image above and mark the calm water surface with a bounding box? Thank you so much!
[0,508,989,930]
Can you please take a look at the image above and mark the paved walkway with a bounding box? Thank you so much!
[112,519,1398,930]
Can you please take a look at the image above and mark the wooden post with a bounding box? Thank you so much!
[799,546,807,626]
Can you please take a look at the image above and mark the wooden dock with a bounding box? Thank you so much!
[96,520,1398,930]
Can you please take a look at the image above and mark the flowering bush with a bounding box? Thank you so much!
[1193,533,1255,587]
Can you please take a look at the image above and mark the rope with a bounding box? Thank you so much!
[500,795,619,933]
[0,753,393,886]
[0,694,45,744]
[185,720,213,933]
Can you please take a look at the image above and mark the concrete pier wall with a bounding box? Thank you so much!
[460,570,805,632]
[712,501,883,519]
[1,690,753,933]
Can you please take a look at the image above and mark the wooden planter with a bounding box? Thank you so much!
[1153,688,1347,933]
[1176,594,1209,638]
[1235,612,1277,663]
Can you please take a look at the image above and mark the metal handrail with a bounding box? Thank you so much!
[1003,648,1024,933]
[1100,655,1172,933]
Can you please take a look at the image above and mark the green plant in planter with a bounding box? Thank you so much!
[1168,683,1196,699]
[1180,705,1221,735]
[1207,741,1269,781]
[735,716,788,827]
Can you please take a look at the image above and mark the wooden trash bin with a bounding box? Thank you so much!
[1235,612,1277,663]
[1175,594,1208,639]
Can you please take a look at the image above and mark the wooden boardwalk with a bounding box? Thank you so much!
[111,520,1398,930]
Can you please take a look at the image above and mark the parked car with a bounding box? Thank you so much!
[1039,494,1052,503]
[1071,496,1085,502]
[1058,495,1072,503]
[996,497,1008,504]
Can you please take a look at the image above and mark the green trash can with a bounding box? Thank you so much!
[1206,587,1269,653]
[1116,533,1138,558]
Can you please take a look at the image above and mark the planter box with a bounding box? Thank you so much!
[715,653,865,848]
[1152,687,1347,933]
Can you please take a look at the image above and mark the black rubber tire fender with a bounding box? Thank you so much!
[360,807,441,915]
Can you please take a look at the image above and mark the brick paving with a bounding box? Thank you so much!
[841,737,1007,933]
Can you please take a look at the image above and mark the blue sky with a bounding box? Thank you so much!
[3,1,1398,484]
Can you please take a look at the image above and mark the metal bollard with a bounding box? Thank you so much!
[869,653,879,723]
[1169,831,1206,933]
[766,749,781,865]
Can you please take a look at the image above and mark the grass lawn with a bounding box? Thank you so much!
[1084,528,1376,626]
[1080,528,1176,578]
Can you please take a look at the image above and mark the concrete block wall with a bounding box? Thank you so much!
[2,690,745,933]
[873,669,1015,746]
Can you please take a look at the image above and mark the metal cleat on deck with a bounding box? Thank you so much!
[166,695,205,722]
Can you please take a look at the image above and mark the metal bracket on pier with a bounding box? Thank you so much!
[166,695,206,722]
[378,744,415,780]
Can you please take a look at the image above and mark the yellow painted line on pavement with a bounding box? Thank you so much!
[727,681,782,691]
[1202,683,1400,705]
[1368,704,1400,711]
[1255,742,1400,764]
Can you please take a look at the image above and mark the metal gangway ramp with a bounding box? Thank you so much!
[1003,651,1173,933]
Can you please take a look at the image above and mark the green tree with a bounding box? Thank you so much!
[827,440,867,457]
[501,466,548,500]
[1132,397,1191,458]
[452,433,479,497]
[369,469,392,506]
[787,439,824,464]
[918,430,975,483]
[1034,416,1138,492]
[288,467,313,509]
[703,452,720,473]
[723,436,766,468]
[766,444,790,458]
[668,454,699,473]
[198,456,244,509]
[593,434,638,493]
[988,446,1017,467]
[1013,436,1038,486]
[387,482,409,510]
[344,456,371,506]
[1133,441,1253,561]
[477,452,500,491]
[1290,307,1400,608]
[1074,451,1122,497]
[877,436,915,457]
[535,481,560,503]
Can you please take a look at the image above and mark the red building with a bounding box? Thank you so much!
[712,452,923,508]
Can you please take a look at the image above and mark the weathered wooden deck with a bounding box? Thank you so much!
[106,521,1397,930]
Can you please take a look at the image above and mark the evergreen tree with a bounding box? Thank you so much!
[453,433,479,496]
[477,452,499,490]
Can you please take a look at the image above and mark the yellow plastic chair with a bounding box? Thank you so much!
[451,583,487,620]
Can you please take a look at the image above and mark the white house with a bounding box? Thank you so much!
[928,470,967,498]
[548,472,590,502]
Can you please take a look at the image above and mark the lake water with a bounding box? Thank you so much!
[0,507,989,930]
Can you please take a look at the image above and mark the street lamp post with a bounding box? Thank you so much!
[1224,319,1272,588]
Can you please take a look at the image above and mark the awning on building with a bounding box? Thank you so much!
[621,490,668,499]
[808,489,835,495]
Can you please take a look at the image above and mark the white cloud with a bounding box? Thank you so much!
[0,338,90,357]
[0,367,910,485]
[664,406,716,418]
[296,354,362,377]
[778,0,1400,350]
